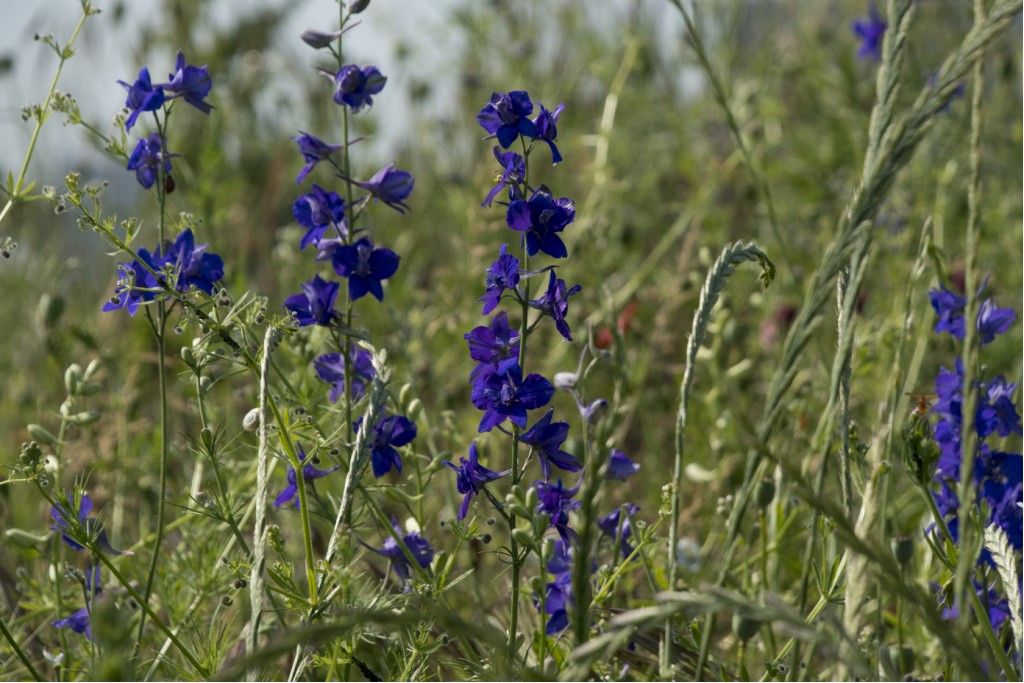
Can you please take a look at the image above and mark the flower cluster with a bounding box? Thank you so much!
[851,3,887,61]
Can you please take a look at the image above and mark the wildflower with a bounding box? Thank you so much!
[465,311,520,382]
[606,449,640,481]
[443,442,508,519]
[293,184,347,249]
[273,446,339,508]
[470,359,553,432]
[520,409,580,480]
[159,52,212,114]
[532,103,565,164]
[126,133,172,190]
[976,299,1016,344]
[375,520,434,580]
[529,270,581,341]
[929,287,1016,344]
[936,581,1012,633]
[332,64,386,111]
[534,478,580,543]
[480,244,520,315]
[163,229,224,294]
[314,348,375,402]
[851,4,886,61]
[50,494,122,555]
[355,414,417,477]
[597,503,640,557]
[539,540,573,634]
[477,91,538,148]
[355,164,414,213]
[117,67,165,131]
[293,131,343,184]
[506,189,575,259]
[102,248,163,315]
[330,237,400,302]
[52,606,92,639]
[482,147,526,207]
[284,274,339,326]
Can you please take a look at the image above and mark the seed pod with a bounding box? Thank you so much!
[349,0,370,14]
[27,424,58,446]
[69,410,101,426]
[181,346,196,365]
[83,358,101,380]
[511,527,533,547]
[64,364,82,395]
[553,372,578,390]
[163,174,175,194]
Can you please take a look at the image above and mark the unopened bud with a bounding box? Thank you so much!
[553,372,577,390]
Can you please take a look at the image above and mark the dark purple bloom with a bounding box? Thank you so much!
[163,229,224,294]
[930,287,967,339]
[314,348,375,403]
[332,64,386,111]
[375,520,434,580]
[532,103,565,164]
[482,147,526,207]
[852,4,886,61]
[470,359,553,432]
[529,270,582,341]
[293,131,343,184]
[520,409,580,480]
[534,478,580,543]
[330,237,400,302]
[159,52,212,114]
[117,67,165,131]
[465,311,520,383]
[506,189,575,259]
[606,449,640,481]
[443,442,508,519]
[936,581,1012,634]
[52,607,92,639]
[598,502,640,557]
[480,244,520,314]
[355,164,414,213]
[49,493,122,555]
[273,446,339,509]
[981,376,1023,438]
[543,570,572,634]
[126,133,172,190]
[293,184,347,249]
[976,299,1016,344]
[102,247,163,316]
[284,274,339,326]
[355,414,417,477]
[476,91,538,148]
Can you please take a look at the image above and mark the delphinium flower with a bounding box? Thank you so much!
[118,67,165,131]
[465,311,520,382]
[597,503,640,558]
[606,449,640,481]
[162,229,224,294]
[482,148,526,207]
[538,540,573,634]
[52,566,102,640]
[373,520,434,581]
[443,443,508,520]
[851,3,886,61]
[159,52,213,114]
[330,237,400,301]
[935,581,1013,633]
[273,446,339,509]
[102,248,163,315]
[520,409,580,480]
[292,131,342,184]
[532,104,565,164]
[284,274,339,326]
[50,493,122,555]
[356,413,417,477]
[293,184,347,249]
[480,244,520,314]
[470,359,554,432]
[477,91,538,148]
[354,163,415,213]
[506,189,576,259]
[126,133,172,190]
[534,479,581,543]
[314,348,375,403]
[331,64,386,111]
[929,286,1016,343]
[529,271,582,341]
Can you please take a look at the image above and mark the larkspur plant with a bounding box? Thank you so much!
[1,1,1022,682]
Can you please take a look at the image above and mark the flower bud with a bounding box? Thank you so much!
[84,359,101,380]
[553,372,577,390]
[300,28,343,49]
[69,410,100,426]
[511,527,534,547]
[64,364,82,395]
[27,424,58,446]
[180,346,195,365]
[349,0,371,13]
[243,408,261,432]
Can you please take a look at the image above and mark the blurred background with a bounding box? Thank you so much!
[0,0,1020,594]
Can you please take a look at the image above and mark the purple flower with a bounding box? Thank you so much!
[476,91,538,149]
[284,274,339,326]
[606,449,640,481]
[332,64,386,111]
[293,184,347,249]
[534,479,580,543]
[852,4,886,61]
[482,147,526,207]
[443,442,508,519]
[936,581,1012,634]
[159,52,212,114]
[520,409,580,480]
[506,189,575,259]
[465,311,520,383]
[49,493,122,555]
[929,287,1016,345]
[529,270,582,341]
[355,164,414,213]
[976,299,1016,344]
[375,520,434,581]
[163,229,224,294]
[273,446,339,509]
[543,570,572,634]
[330,237,400,302]
[126,133,172,190]
[117,67,165,131]
[355,414,417,477]
[470,359,554,432]
[293,131,343,184]
[52,607,92,639]
[314,348,375,403]
[597,502,640,557]
[532,103,565,164]
[480,244,520,314]
[102,247,163,316]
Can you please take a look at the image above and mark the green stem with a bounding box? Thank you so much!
[0,611,42,681]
